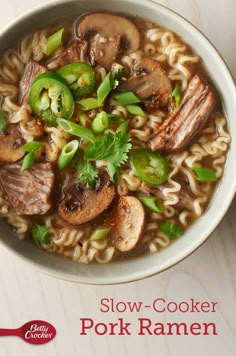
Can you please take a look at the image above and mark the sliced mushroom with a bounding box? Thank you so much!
[0,124,25,162]
[118,57,172,106]
[58,172,115,225]
[76,12,140,70]
[108,196,145,252]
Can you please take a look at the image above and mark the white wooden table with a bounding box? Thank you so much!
[0,1,235,355]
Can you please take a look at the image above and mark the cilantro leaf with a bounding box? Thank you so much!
[85,131,132,168]
[77,129,131,187]
[76,158,99,188]
[107,162,120,184]
[110,132,132,167]
[160,222,184,240]
[32,225,50,244]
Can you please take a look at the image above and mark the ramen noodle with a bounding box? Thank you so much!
[0,12,230,264]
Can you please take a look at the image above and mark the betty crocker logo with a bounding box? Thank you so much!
[0,320,56,344]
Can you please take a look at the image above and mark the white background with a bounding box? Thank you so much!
[0,0,235,355]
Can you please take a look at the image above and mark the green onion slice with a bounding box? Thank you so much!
[92,111,109,134]
[77,98,101,110]
[21,141,44,153]
[90,227,111,241]
[21,141,44,171]
[45,28,65,56]
[97,72,112,105]
[107,114,125,124]
[58,118,94,140]
[114,91,141,106]
[139,195,164,213]
[58,140,79,170]
[160,221,184,240]
[191,167,217,182]
[126,104,145,116]
[21,152,36,172]
[0,109,8,133]
[171,83,181,108]
[116,120,129,134]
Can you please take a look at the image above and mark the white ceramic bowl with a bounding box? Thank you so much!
[0,0,235,284]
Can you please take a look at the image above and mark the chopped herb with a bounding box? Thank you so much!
[21,152,35,172]
[107,162,120,184]
[58,118,94,141]
[126,104,145,116]
[107,114,125,124]
[92,111,109,134]
[97,72,112,105]
[77,97,101,110]
[111,63,126,88]
[58,140,79,170]
[85,130,132,168]
[192,167,217,182]
[32,225,50,244]
[76,158,99,188]
[116,120,129,134]
[90,227,111,241]
[21,141,44,153]
[114,91,141,106]
[45,28,65,56]
[171,83,181,108]
[160,221,184,240]
[0,109,8,133]
[78,68,124,110]
[21,141,44,171]
[77,129,132,187]
[139,195,164,213]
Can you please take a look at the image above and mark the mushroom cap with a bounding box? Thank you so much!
[58,172,115,225]
[108,196,145,252]
[0,125,25,162]
[118,57,172,104]
[76,12,140,70]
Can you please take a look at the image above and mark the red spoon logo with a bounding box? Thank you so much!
[0,320,56,345]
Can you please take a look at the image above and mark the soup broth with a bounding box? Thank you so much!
[0,12,230,264]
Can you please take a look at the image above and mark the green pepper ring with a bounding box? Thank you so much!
[29,72,74,125]
[57,62,96,99]
[130,148,169,186]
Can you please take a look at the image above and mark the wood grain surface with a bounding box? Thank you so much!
[0,0,235,355]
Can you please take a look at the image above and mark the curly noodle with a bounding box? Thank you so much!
[0,15,230,263]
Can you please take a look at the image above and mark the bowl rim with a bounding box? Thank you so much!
[0,0,235,285]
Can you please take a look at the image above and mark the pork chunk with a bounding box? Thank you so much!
[47,40,88,70]
[19,61,47,104]
[140,174,195,212]
[150,74,216,152]
[0,162,55,215]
